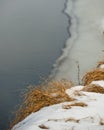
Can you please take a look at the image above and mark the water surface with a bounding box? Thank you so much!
[0,0,68,129]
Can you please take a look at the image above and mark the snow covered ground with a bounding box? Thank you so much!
[11,81,104,130]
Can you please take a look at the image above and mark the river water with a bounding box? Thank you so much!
[0,0,68,129]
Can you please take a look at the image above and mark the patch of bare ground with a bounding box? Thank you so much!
[62,102,88,109]
[48,117,79,123]
[99,117,104,125]
[65,117,79,123]
[39,124,49,129]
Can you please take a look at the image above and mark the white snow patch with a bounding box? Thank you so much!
[91,80,104,88]
[99,64,104,69]
[66,85,84,98]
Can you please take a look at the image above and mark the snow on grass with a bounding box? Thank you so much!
[11,85,104,130]
[91,80,104,88]
[66,85,84,98]
[99,64,104,69]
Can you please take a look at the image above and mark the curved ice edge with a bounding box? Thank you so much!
[50,0,78,78]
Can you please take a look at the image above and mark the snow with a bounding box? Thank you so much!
[11,85,104,130]
[99,64,104,69]
[66,85,84,98]
[91,80,104,88]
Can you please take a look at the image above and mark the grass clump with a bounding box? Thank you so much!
[9,80,74,130]
[82,69,104,86]
[82,60,104,93]
[83,84,104,94]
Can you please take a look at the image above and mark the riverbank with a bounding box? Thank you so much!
[10,60,104,130]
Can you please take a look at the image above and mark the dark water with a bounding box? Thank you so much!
[0,0,68,129]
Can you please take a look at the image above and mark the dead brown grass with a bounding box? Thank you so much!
[82,68,104,86]
[62,102,88,109]
[38,124,49,129]
[83,84,104,94]
[65,117,79,123]
[99,117,104,125]
[9,80,74,130]
[48,117,79,123]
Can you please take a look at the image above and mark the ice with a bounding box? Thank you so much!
[51,0,104,84]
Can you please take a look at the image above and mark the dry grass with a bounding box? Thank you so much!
[99,117,104,125]
[82,68,104,86]
[83,84,104,94]
[9,80,74,130]
[48,117,79,123]
[82,60,104,93]
[44,79,73,91]
[38,124,49,129]
[65,117,79,123]
[62,102,88,109]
